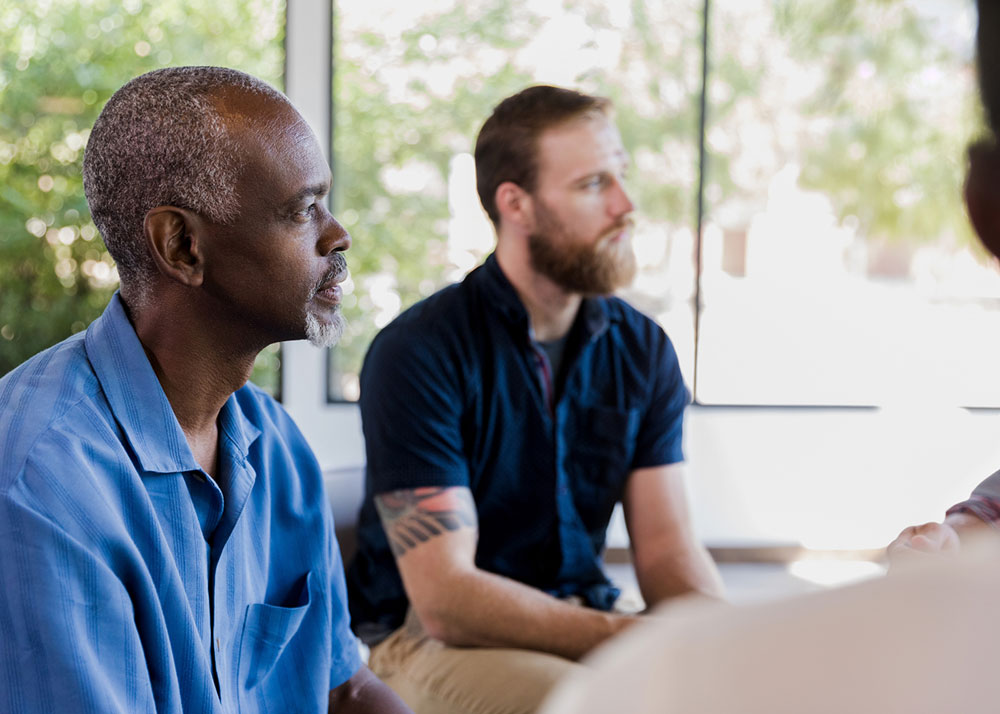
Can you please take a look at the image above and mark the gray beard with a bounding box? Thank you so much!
[305,309,346,348]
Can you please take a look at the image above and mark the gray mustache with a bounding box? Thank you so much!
[322,253,348,283]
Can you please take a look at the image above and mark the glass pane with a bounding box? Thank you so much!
[699,0,988,406]
[329,0,703,401]
[0,0,285,395]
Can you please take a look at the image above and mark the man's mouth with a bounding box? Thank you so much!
[314,264,349,305]
[601,220,633,245]
[314,282,343,304]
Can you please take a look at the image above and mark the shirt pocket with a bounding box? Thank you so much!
[574,405,640,485]
[237,569,322,709]
[568,406,640,530]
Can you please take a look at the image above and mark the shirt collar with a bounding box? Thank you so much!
[475,252,617,341]
[218,391,261,462]
[84,293,260,474]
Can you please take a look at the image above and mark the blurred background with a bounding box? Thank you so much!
[3,0,997,586]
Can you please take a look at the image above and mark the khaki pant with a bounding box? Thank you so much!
[369,610,584,714]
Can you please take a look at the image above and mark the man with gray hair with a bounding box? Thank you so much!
[0,67,410,714]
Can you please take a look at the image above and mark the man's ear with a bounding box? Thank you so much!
[494,181,533,232]
[144,206,206,287]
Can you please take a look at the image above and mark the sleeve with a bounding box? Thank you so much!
[0,486,156,713]
[630,327,691,470]
[945,468,1000,527]
[359,323,471,493]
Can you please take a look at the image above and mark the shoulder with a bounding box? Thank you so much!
[370,281,470,351]
[604,297,673,351]
[362,280,479,384]
[601,297,687,402]
[0,334,104,491]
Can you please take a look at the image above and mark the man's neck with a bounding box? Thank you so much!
[495,239,582,342]
[127,295,258,477]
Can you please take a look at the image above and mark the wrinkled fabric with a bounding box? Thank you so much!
[0,294,361,713]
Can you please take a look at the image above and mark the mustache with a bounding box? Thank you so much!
[315,253,349,292]
[599,217,635,242]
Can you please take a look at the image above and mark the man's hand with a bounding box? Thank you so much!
[887,521,961,565]
[887,509,998,570]
[328,665,412,713]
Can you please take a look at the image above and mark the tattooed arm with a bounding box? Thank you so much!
[376,487,477,557]
[376,486,637,660]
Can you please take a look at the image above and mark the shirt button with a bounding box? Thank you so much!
[216,637,221,651]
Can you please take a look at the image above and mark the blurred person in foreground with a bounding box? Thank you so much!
[540,540,1000,714]
[0,66,410,714]
[541,2,1000,712]
[347,85,724,714]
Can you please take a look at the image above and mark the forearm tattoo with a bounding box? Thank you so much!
[375,487,477,557]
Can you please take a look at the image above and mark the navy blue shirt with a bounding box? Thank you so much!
[347,255,689,642]
[0,294,361,713]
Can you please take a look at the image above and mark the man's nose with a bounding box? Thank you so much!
[609,177,635,218]
[318,211,351,255]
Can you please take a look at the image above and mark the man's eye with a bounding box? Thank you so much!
[294,204,318,220]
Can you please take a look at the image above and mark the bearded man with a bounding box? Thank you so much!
[346,85,724,714]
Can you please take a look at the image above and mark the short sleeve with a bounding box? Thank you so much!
[630,328,691,470]
[359,323,471,493]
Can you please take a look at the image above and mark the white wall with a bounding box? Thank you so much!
[285,361,1000,552]
[683,406,1000,549]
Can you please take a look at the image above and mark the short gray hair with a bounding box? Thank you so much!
[82,66,287,301]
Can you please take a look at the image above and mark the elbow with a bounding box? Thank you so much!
[412,607,471,646]
[405,567,482,646]
[408,593,481,646]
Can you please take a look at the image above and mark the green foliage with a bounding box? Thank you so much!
[329,0,544,396]
[328,0,706,396]
[766,0,978,246]
[0,0,284,391]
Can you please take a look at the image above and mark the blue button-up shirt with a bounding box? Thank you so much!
[348,254,689,642]
[0,294,361,713]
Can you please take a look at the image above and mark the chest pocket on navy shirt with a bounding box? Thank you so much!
[238,569,326,713]
[575,406,640,476]
[569,405,640,524]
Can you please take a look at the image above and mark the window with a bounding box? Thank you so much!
[327,0,703,401]
[699,0,985,406]
[0,0,285,394]
[327,0,991,409]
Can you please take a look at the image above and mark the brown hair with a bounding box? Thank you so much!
[474,85,611,227]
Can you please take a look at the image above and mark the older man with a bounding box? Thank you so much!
[348,85,723,714]
[0,67,409,714]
